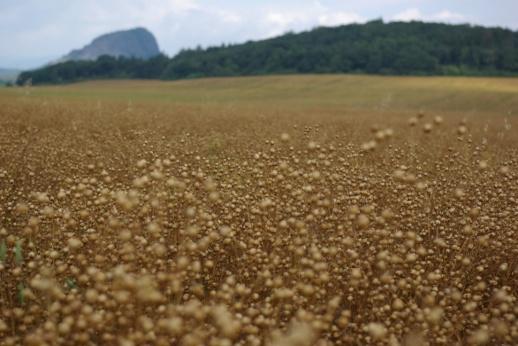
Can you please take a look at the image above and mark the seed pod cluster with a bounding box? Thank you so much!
[0,97,516,345]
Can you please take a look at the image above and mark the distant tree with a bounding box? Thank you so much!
[366,51,383,73]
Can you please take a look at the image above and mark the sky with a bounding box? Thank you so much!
[1,0,517,69]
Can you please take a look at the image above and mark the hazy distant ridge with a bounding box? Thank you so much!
[0,68,20,83]
[17,20,518,85]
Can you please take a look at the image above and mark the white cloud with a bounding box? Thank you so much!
[392,8,422,22]
[392,8,466,24]
[318,12,365,27]
[265,12,309,37]
[266,12,300,27]
[168,0,199,12]
[216,10,242,24]
[433,10,465,22]
[264,3,364,37]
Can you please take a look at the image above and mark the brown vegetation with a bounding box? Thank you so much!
[0,80,517,345]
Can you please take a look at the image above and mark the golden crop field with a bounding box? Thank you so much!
[0,75,517,346]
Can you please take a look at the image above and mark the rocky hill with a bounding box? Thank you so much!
[60,27,160,62]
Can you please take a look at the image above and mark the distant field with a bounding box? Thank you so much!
[1,75,517,116]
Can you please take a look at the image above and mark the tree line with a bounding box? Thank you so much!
[17,20,518,85]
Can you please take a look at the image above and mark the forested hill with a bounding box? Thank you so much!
[17,20,518,85]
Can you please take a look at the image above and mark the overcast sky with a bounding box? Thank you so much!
[1,0,517,69]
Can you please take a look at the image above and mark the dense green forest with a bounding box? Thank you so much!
[17,20,518,85]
